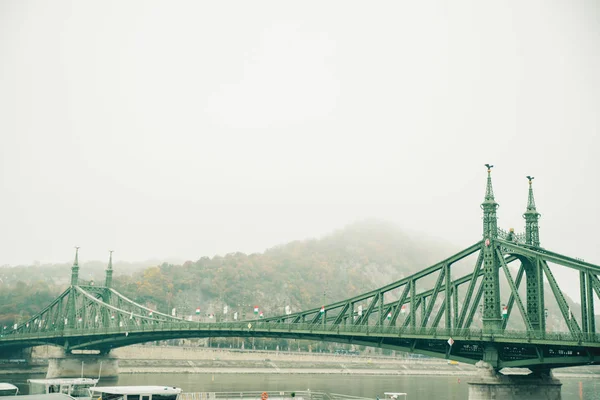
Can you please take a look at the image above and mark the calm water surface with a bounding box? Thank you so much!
[2,372,598,400]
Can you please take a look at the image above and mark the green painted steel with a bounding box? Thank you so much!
[581,270,588,333]
[501,264,524,330]
[481,165,501,332]
[524,176,541,247]
[445,263,451,331]
[586,272,596,334]
[410,280,416,330]
[105,251,114,288]
[452,284,458,331]
[497,249,533,331]
[2,166,600,371]
[66,248,80,329]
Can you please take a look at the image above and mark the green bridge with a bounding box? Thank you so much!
[2,166,600,374]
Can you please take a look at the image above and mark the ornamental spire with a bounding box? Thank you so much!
[105,250,114,288]
[526,176,537,211]
[483,164,496,203]
[70,246,80,286]
[523,176,541,246]
[481,164,499,239]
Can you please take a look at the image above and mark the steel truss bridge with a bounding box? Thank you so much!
[2,166,600,372]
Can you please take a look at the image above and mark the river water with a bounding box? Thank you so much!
[1,372,599,400]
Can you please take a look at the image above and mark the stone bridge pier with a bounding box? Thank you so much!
[46,351,119,379]
[468,361,562,400]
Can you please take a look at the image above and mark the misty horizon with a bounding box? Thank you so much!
[1,217,458,268]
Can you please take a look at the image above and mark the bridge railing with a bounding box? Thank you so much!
[1,320,599,346]
[177,390,371,400]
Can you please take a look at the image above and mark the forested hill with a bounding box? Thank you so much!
[114,220,459,319]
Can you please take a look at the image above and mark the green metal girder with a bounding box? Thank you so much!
[260,241,482,325]
[259,246,485,329]
[332,302,351,325]
[457,251,484,329]
[536,258,546,332]
[463,274,485,330]
[378,292,384,325]
[591,274,600,294]
[541,261,581,335]
[310,308,322,325]
[586,272,596,334]
[421,268,446,328]
[403,297,421,329]
[389,283,410,325]
[498,239,600,275]
[581,270,588,333]
[430,297,446,330]
[357,291,380,325]
[517,256,544,331]
[496,249,533,331]
[379,304,393,326]
[410,280,416,330]
[444,263,451,330]
[502,263,524,330]
[452,285,458,330]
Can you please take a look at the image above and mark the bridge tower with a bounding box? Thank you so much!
[481,165,502,333]
[522,177,545,331]
[105,250,114,288]
[70,246,80,285]
[66,247,80,328]
[524,176,541,247]
[101,251,114,322]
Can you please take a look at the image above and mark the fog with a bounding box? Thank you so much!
[1,1,599,300]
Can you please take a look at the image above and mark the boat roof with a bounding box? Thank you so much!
[28,378,98,385]
[384,393,407,396]
[0,383,18,390]
[91,386,182,395]
[1,394,75,400]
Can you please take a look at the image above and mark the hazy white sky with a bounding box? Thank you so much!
[1,1,599,279]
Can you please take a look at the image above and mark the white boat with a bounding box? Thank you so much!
[90,386,182,400]
[27,378,98,399]
[0,383,19,396]
[383,393,407,400]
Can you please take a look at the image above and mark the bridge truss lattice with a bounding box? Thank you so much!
[2,167,600,370]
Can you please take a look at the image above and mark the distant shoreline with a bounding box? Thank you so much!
[2,365,600,379]
[0,345,598,379]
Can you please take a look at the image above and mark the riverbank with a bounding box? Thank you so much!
[2,345,598,378]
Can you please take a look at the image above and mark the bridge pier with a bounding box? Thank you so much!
[468,361,561,400]
[47,353,118,379]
